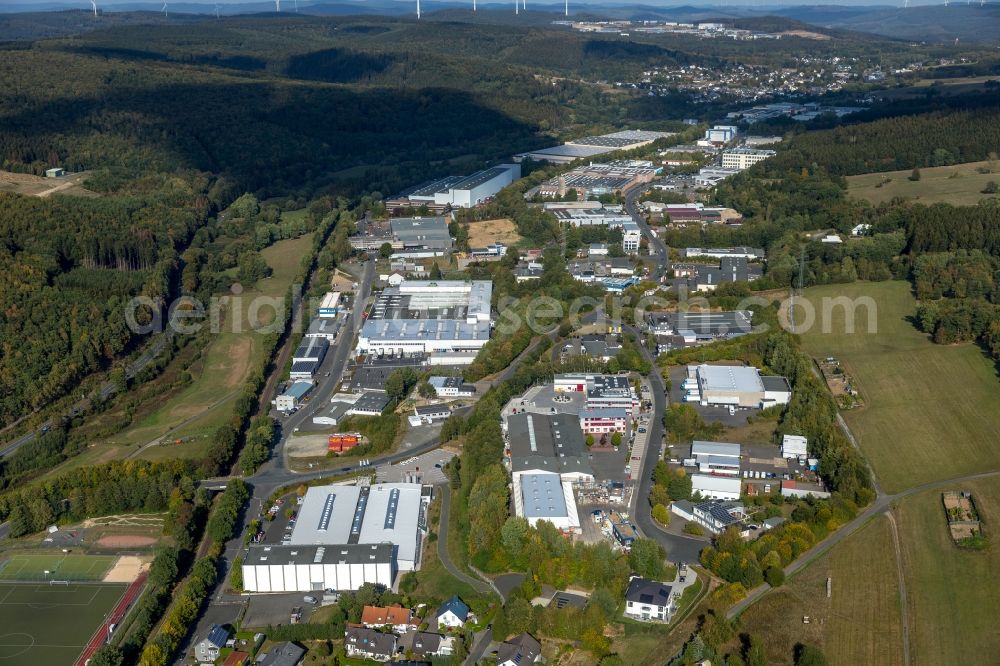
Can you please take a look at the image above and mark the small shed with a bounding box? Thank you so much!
[45,168,65,178]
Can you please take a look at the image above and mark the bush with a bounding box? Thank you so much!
[764,565,785,587]
[652,504,671,526]
[683,523,705,536]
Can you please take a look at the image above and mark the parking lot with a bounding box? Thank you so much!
[376,449,454,484]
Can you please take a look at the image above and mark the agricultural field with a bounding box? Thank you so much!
[896,477,1000,665]
[465,218,523,248]
[846,159,1000,206]
[734,517,904,665]
[799,281,1000,493]
[0,582,125,666]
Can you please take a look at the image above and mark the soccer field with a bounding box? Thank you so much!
[799,281,1000,493]
[0,554,116,582]
[0,582,125,665]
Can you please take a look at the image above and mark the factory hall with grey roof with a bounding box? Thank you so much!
[241,483,429,593]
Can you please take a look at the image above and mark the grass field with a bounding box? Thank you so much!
[62,231,313,466]
[846,160,1000,206]
[0,582,124,665]
[735,517,904,665]
[465,218,523,248]
[799,281,1000,493]
[0,554,116,582]
[897,476,1000,665]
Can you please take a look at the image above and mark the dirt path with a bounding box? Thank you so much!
[885,511,911,666]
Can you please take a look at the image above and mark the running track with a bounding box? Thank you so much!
[75,572,148,666]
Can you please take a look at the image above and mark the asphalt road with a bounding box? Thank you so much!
[622,323,707,565]
[624,185,670,278]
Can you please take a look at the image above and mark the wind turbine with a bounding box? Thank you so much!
[215,3,220,17]
[564,0,568,16]
[162,1,168,17]
[416,0,420,19]
[515,0,518,15]
[294,0,298,11]
[90,0,97,16]
[275,0,280,11]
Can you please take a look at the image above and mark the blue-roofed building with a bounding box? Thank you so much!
[195,624,230,663]
[276,380,313,412]
[436,596,470,629]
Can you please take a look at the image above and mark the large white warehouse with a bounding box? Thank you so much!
[242,483,428,593]
[357,280,493,356]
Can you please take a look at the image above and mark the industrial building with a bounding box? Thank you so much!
[349,217,453,255]
[241,543,395,593]
[544,202,633,227]
[554,373,638,413]
[290,336,329,379]
[691,474,742,501]
[699,125,738,146]
[505,412,594,483]
[537,161,659,199]
[689,440,741,476]
[241,483,428,593]
[427,376,476,397]
[514,472,580,532]
[781,434,808,459]
[390,165,520,210]
[318,292,341,317]
[720,147,776,170]
[683,364,791,408]
[356,280,493,357]
[683,247,765,260]
[515,130,675,164]
[276,381,313,412]
[306,317,341,341]
[669,257,763,293]
[347,391,391,416]
[649,310,753,353]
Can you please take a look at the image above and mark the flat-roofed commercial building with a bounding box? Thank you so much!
[241,543,395,593]
[578,408,629,434]
[514,472,580,532]
[515,130,675,164]
[720,147,776,170]
[505,412,594,484]
[357,280,493,356]
[436,165,520,208]
[241,482,429,593]
[648,311,753,350]
[686,364,791,408]
[690,440,741,476]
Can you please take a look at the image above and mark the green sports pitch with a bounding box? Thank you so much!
[0,554,116,582]
[0,582,125,665]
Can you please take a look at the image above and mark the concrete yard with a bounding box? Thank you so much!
[376,449,454,484]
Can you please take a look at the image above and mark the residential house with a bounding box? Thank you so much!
[345,627,397,662]
[257,641,305,666]
[436,595,470,629]
[361,605,417,633]
[497,633,542,666]
[623,576,674,623]
[194,624,229,664]
[398,630,455,658]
